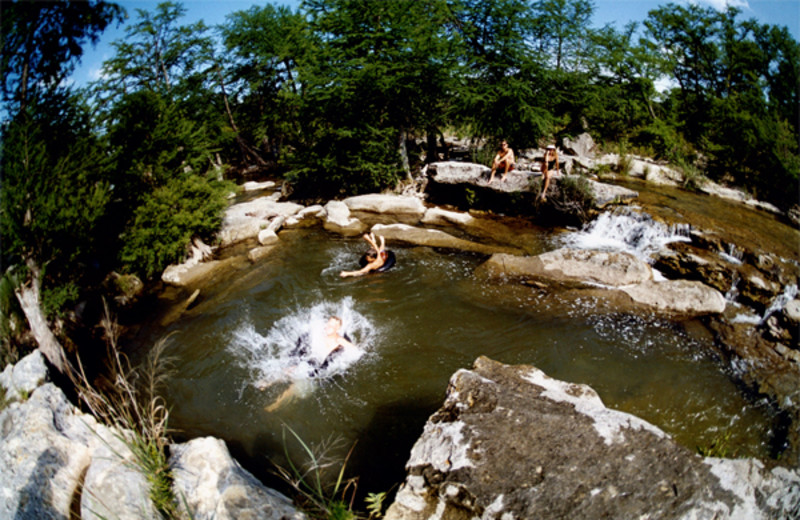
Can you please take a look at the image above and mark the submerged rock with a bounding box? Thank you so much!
[385,356,800,520]
[371,223,522,255]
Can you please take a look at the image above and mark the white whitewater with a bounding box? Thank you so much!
[561,206,691,262]
[229,297,378,391]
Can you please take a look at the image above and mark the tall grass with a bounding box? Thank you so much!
[71,300,179,518]
[273,424,388,520]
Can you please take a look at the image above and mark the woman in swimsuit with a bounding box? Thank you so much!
[340,233,389,278]
[539,144,559,202]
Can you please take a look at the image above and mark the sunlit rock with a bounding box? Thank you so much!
[385,356,800,520]
[620,279,727,315]
[343,194,426,222]
[371,223,522,255]
[241,180,276,192]
[284,204,326,229]
[562,132,597,159]
[0,350,47,402]
[171,437,305,520]
[218,198,303,246]
[323,200,368,236]
[476,248,653,288]
[1,383,97,519]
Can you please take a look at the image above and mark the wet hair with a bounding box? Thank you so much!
[365,249,378,260]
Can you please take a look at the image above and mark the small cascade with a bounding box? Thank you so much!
[725,272,740,302]
[720,243,744,265]
[561,206,691,261]
[759,284,798,325]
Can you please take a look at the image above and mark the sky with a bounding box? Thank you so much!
[69,0,800,88]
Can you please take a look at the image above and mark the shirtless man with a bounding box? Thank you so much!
[489,140,515,183]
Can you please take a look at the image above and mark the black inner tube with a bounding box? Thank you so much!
[358,250,396,272]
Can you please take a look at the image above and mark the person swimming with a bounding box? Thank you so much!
[258,316,358,411]
[340,232,392,278]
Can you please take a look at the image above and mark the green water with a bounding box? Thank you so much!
[127,222,782,493]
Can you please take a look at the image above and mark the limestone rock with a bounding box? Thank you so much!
[257,228,279,245]
[562,132,596,159]
[241,180,276,192]
[0,350,48,402]
[371,223,522,255]
[218,198,303,246]
[171,437,305,520]
[583,177,639,208]
[323,200,368,236]
[162,259,231,287]
[343,194,426,222]
[620,279,727,315]
[385,356,800,520]
[1,383,96,519]
[81,425,157,519]
[248,245,277,263]
[284,205,326,229]
[476,248,653,288]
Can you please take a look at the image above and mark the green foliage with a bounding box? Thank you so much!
[0,0,123,112]
[697,431,734,458]
[274,424,360,519]
[41,281,79,320]
[120,175,230,279]
[365,492,387,519]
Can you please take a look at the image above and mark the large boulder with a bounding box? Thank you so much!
[323,200,368,236]
[620,279,727,315]
[0,349,48,401]
[476,248,653,288]
[171,437,305,520]
[385,356,800,520]
[562,132,597,159]
[1,382,100,519]
[583,178,639,208]
[218,198,303,247]
[371,223,523,255]
[343,194,426,223]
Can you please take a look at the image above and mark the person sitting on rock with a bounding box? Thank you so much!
[489,140,515,183]
[539,144,559,202]
[340,232,389,278]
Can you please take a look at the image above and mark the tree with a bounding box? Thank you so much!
[1,1,122,372]
[530,0,595,73]
[1,97,112,372]
[0,0,123,114]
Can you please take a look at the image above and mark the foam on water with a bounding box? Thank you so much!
[229,297,378,390]
[561,206,691,261]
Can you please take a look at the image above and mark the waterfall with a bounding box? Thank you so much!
[759,284,798,325]
[561,206,691,261]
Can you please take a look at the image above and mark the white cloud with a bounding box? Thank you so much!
[691,0,750,11]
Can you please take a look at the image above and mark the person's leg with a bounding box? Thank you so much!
[500,160,513,181]
[540,171,550,201]
[264,382,297,412]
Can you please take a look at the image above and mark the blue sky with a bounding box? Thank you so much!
[69,0,800,87]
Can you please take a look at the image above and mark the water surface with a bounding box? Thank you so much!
[128,224,781,493]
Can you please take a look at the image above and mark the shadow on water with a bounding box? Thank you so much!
[124,222,788,496]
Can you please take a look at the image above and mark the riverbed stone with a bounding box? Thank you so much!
[371,223,522,255]
[323,200,368,236]
[171,437,305,520]
[584,177,639,208]
[620,279,727,315]
[343,194,426,222]
[385,356,800,520]
[162,258,238,287]
[476,248,653,288]
[284,204,326,229]
[218,198,304,246]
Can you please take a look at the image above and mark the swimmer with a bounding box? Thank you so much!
[340,232,389,278]
[261,316,358,411]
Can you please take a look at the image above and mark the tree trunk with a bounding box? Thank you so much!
[398,130,411,180]
[15,260,68,373]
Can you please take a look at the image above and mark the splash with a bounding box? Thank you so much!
[229,297,377,389]
[561,207,690,262]
[759,284,798,325]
